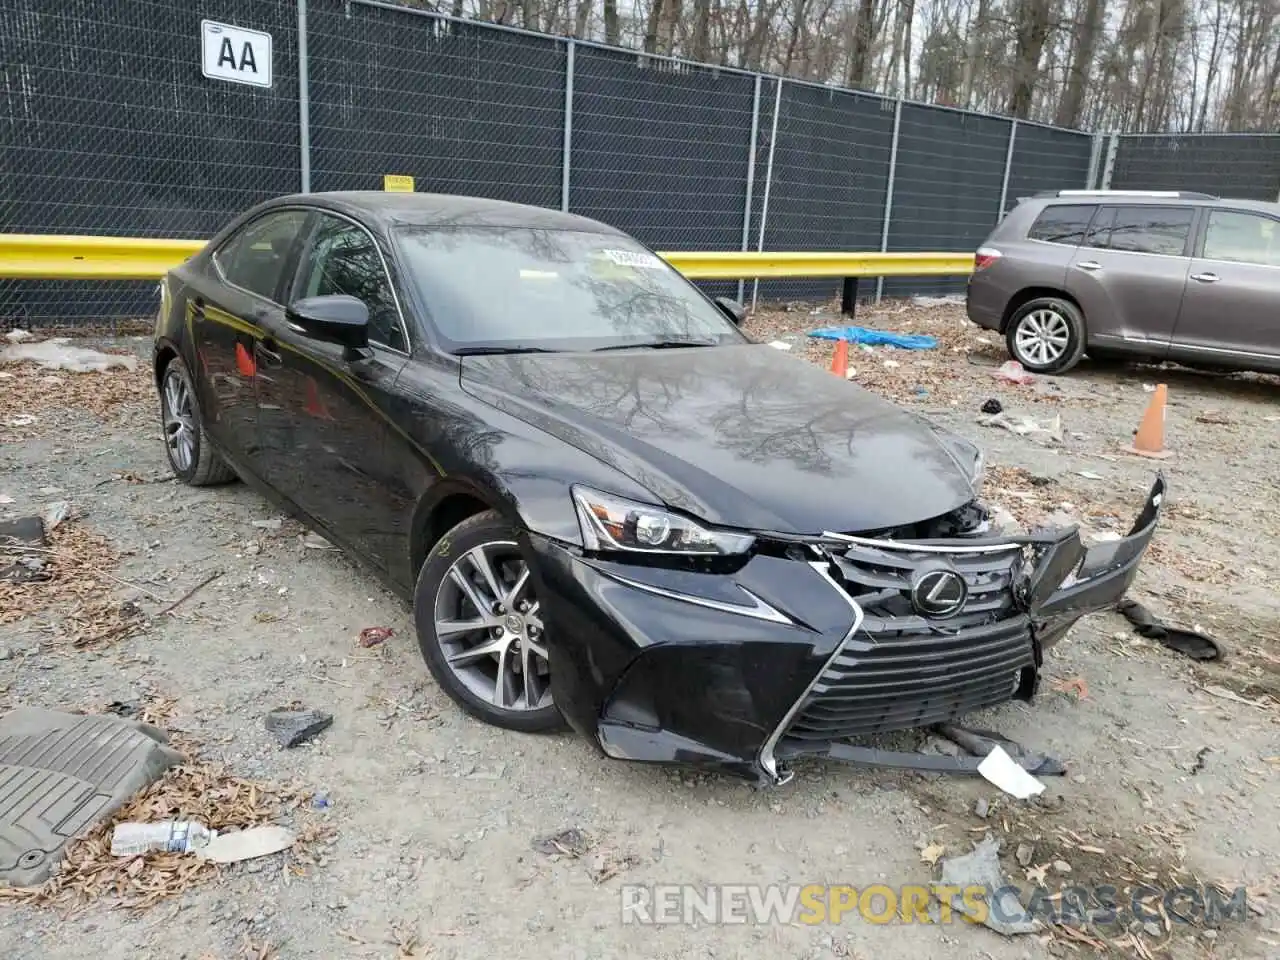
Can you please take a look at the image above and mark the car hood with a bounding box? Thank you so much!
[458,343,978,534]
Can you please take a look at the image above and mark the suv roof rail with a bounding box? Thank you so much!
[1033,189,1220,200]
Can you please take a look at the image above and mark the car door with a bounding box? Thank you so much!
[1064,204,1195,357]
[253,211,413,571]
[1169,207,1280,365]
[187,208,310,468]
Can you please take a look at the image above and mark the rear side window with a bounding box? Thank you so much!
[214,210,309,302]
[1088,206,1194,256]
[1202,210,1280,267]
[1027,204,1096,246]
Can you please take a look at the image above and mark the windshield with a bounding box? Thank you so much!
[393,226,746,351]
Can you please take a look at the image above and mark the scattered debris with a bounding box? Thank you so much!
[981,398,1003,414]
[111,820,217,856]
[935,723,1065,776]
[0,515,51,583]
[977,411,1063,443]
[1196,409,1231,425]
[1076,470,1104,480]
[767,340,792,351]
[301,531,335,550]
[1,339,139,373]
[1015,842,1035,867]
[357,625,394,648]
[42,500,72,532]
[1117,598,1224,661]
[198,825,295,864]
[1052,676,1090,700]
[991,359,1035,385]
[533,828,590,858]
[0,707,183,886]
[919,841,947,866]
[586,848,641,884]
[1188,746,1211,776]
[251,518,284,532]
[973,797,990,818]
[910,294,965,307]
[931,837,1042,935]
[808,325,938,350]
[977,746,1046,799]
[264,708,334,748]
[4,329,33,343]
[1200,685,1273,709]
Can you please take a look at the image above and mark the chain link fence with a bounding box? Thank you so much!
[1108,134,1280,202]
[10,0,1271,329]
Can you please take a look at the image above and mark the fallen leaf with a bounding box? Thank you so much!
[357,626,394,648]
[1026,863,1049,884]
[919,841,946,866]
[1052,676,1089,700]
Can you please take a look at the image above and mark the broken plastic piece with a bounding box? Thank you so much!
[264,708,333,748]
[197,825,295,864]
[932,837,1042,936]
[991,359,1035,384]
[1117,598,1223,661]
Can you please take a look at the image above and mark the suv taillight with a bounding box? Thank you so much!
[974,246,1002,271]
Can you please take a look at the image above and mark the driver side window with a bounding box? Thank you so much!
[295,215,407,352]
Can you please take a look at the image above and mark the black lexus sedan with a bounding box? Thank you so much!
[153,191,1163,785]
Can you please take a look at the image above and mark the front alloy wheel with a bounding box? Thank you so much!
[1005,297,1086,374]
[414,511,561,732]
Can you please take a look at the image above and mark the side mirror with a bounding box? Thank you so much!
[714,296,747,326]
[287,295,370,353]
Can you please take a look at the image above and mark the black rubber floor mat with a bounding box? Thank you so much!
[0,708,183,887]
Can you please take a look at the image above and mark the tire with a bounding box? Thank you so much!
[159,355,238,486]
[413,510,564,733]
[1005,297,1087,374]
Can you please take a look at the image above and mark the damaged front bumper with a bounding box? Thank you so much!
[529,475,1165,787]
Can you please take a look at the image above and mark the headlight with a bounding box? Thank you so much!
[572,486,755,556]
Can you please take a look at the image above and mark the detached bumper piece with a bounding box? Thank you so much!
[767,474,1165,781]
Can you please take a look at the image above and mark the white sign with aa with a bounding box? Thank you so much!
[201,19,273,88]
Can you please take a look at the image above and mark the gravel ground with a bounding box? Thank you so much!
[2,305,1278,960]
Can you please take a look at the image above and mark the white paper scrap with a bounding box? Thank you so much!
[977,745,1046,799]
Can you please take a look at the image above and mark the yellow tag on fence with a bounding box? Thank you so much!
[383,174,414,192]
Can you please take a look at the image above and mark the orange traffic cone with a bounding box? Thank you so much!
[235,342,256,378]
[1123,383,1172,459]
[303,377,331,420]
[830,339,850,378]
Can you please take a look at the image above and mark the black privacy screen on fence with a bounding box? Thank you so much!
[308,2,565,208]
[755,84,895,301]
[0,0,300,324]
[2,0,1276,328]
[1112,135,1280,202]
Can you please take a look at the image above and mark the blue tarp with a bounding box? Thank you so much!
[807,326,937,350]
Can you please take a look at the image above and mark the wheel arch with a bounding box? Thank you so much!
[153,339,180,391]
[409,480,512,576]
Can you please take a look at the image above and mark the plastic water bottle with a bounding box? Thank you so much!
[110,821,218,856]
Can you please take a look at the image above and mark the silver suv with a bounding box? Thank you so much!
[965,190,1280,374]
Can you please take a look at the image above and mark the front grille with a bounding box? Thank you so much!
[782,539,1035,744]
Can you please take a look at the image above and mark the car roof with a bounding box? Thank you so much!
[1032,193,1280,214]
[267,191,626,235]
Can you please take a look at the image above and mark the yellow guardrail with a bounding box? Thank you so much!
[664,250,975,280]
[0,234,976,283]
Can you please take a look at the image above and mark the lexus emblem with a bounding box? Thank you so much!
[910,565,968,618]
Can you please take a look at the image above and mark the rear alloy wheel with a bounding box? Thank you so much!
[160,357,237,485]
[414,511,562,732]
[1006,297,1087,374]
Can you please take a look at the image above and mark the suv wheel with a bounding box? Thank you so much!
[1006,297,1086,374]
[413,510,563,733]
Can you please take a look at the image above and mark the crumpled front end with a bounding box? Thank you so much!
[529,475,1165,787]
[763,474,1166,782]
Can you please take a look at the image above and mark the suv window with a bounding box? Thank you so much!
[1203,210,1280,267]
[295,215,406,352]
[1086,206,1194,256]
[1027,204,1095,246]
[214,210,309,302]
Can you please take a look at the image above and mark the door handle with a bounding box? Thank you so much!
[1190,272,1220,283]
[1075,261,1102,272]
[254,339,283,367]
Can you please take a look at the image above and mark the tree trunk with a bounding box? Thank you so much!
[643,0,664,53]
[692,0,713,60]
[1055,0,1105,127]
[603,0,620,44]
[845,0,878,89]
[1008,0,1053,118]
[959,0,991,110]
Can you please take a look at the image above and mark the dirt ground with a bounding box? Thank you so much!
[2,303,1278,960]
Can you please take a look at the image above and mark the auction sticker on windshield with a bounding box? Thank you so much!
[601,249,665,269]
